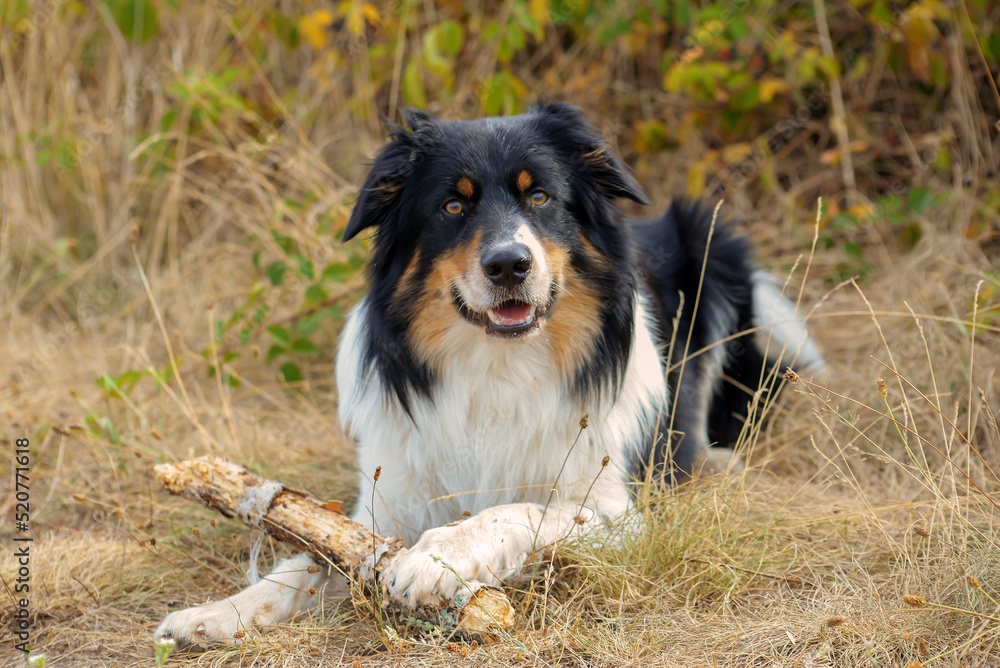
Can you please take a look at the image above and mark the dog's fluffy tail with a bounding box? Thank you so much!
[751,270,825,374]
[706,268,824,448]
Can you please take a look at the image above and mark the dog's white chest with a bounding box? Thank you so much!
[337,298,664,543]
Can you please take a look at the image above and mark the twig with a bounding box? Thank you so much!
[155,456,515,637]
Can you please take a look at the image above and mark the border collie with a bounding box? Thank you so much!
[155,103,822,647]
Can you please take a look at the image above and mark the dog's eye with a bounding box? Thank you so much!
[529,191,549,206]
[444,199,464,216]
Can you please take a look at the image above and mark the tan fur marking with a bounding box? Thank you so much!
[579,236,611,270]
[394,250,422,301]
[516,170,533,193]
[409,230,483,369]
[540,240,603,375]
[456,177,474,198]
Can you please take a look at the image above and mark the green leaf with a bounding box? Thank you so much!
[480,70,525,116]
[876,194,902,216]
[507,23,526,51]
[844,241,862,259]
[268,11,300,49]
[675,0,693,27]
[160,109,178,133]
[439,20,465,56]
[102,0,159,43]
[728,84,760,111]
[869,0,893,27]
[297,308,331,336]
[832,213,860,229]
[266,344,285,363]
[402,59,428,108]
[720,111,743,133]
[267,260,287,286]
[817,56,841,81]
[95,374,126,399]
[599,17,631,46]
[273,234,293,253]
[280,362,303,383]
[321,262,357,282]
[305,283,327,306]
[901,222,922,247]
[291,337,322,356]
[482,22,501,43]
[932,149,951,172]
[907,187,937,214]
[98,416,120,444]
[511,2,539,36]
[296,256,315,279]
[267,326,291,345]
[482,74,505,115]
[423,23,460,78]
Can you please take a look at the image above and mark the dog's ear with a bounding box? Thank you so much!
[343,110,438,242]
[534,103,648,206]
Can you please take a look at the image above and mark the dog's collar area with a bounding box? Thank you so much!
[451,288,552,337]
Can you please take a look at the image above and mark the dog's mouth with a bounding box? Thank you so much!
[453,290,551,337]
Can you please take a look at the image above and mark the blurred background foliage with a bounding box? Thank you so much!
[2,0,998,386]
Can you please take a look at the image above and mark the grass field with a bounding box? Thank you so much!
[2,1,999,666]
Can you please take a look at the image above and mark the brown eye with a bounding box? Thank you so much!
[530,191,549,206]
[444,199,464,215]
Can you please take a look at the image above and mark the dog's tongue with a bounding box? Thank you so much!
[491,301,532,325]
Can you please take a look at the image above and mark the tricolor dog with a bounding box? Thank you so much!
[155,103,822,646]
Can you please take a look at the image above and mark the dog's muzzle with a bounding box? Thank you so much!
[448,240,556,337]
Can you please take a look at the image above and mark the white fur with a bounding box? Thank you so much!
[342,293,665,605]
[339,293,666,544]
[751,271,825,373]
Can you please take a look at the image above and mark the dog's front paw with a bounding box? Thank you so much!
[386,523,527,607]
[385,526,480,607]
[154,595,277,650]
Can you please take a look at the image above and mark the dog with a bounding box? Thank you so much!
[155,103,823,647]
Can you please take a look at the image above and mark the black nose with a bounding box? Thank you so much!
[482,243,532,288]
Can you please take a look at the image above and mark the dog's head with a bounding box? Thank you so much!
[345,104,646,406]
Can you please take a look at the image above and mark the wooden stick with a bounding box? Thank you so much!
[154,455,515,638]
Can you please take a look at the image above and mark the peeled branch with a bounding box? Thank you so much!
[154,455,515,639]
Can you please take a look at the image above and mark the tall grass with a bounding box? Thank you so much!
[1,1,998,665]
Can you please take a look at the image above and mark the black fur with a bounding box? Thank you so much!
[631,202,767,477]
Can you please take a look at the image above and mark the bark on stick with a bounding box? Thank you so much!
[154,455,514,637]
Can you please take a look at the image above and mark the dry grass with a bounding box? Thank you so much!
[2,2,1000,666]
